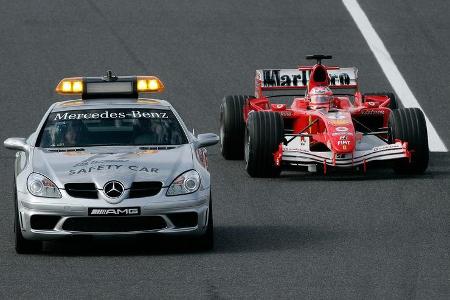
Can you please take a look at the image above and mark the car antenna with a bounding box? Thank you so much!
[104,70,118,81]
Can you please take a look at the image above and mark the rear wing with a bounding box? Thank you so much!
[255,67,358,98]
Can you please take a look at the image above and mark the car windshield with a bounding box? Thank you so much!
[38,108,187,148]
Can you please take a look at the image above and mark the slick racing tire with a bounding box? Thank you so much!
[245,111,284,177]
[220,95,253,160]
[197,196,214,251]
[389,108,429,174]
[363,92,398,109]
[14,187,42,254]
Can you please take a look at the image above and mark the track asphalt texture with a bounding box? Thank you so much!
[0,0,449,299]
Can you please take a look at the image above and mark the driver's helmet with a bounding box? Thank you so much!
[308,86,333,109]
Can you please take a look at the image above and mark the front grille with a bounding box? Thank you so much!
[129,181,162,198]
[62,216,166,232]
[65,181,162,199]
[30,215,61,230]
[167,212,198,228]
[65,183,98,199]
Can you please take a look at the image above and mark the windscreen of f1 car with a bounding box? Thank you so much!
[37,109,188,147]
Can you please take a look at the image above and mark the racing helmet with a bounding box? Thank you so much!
[308,86,333,109]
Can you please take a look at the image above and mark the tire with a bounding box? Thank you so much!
[245,111,284,177]
[363,92,398,109]
[14,187,42,254]
[197,197,214,251]
[220,95,253,160]
[389,108,429,174]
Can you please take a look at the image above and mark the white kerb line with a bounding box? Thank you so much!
[342,0,448,152]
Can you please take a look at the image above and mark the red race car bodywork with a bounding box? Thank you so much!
[220,55,429,177]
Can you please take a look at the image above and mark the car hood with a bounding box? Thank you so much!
[32,145,194,188]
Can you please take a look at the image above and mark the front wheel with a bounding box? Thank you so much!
[389,108,429,174]
[219,95,254,160]
[245,111,284,177]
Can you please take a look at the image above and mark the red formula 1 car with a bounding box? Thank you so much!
[220,55,429,177]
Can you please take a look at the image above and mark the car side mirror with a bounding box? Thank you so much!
[196,133,219,148]
[4,137,30,152]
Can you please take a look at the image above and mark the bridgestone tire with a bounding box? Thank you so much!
[364,92,398,109]
[14,187,42,254]
[245,111,284,177]
[220,95,253,160]
[389,108,429,174]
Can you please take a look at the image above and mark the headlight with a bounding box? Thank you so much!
[166,170,200,196]
[27,173,61,198]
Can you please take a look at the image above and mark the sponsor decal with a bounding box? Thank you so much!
[88,207,140,216]
[339,135,348,140]
[262,70,308,87]
[68,165,158,175]
[329,73,351,85]
[54,110,168,121]
[283,136,309,151]
[373,144,401,152]
[74,159,129,167]
[328,113,350,125]
[361,110,384,115]
[329,119,350,125]
[335,127,348,132]
[332,132,353,136]
[337,140,351,146]
[279,111,293,117]
[259,67,357,88]
[327,113,347,120]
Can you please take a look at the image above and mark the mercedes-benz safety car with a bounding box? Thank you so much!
[4,71,219,253]
[220,55,429,177]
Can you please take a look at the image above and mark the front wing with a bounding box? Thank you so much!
[282,141,409,167]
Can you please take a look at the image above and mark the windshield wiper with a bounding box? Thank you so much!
[46,148,85,152]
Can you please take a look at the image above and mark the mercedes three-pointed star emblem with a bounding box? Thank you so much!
[103,180,124,198]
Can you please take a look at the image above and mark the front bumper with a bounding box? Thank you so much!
[17,187,210,241]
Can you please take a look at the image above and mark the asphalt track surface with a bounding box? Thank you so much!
[0,0,449,299]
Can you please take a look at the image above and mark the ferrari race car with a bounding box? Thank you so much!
[220,55,429,177]
[4,71,219,253]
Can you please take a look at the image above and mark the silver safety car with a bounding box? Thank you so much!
[4,72,219,253]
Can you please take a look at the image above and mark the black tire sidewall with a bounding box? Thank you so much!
[220,95,252,160]
[389,108,429,174]
[245,111,284,177]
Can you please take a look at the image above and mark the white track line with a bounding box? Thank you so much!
[343,0,448,152]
